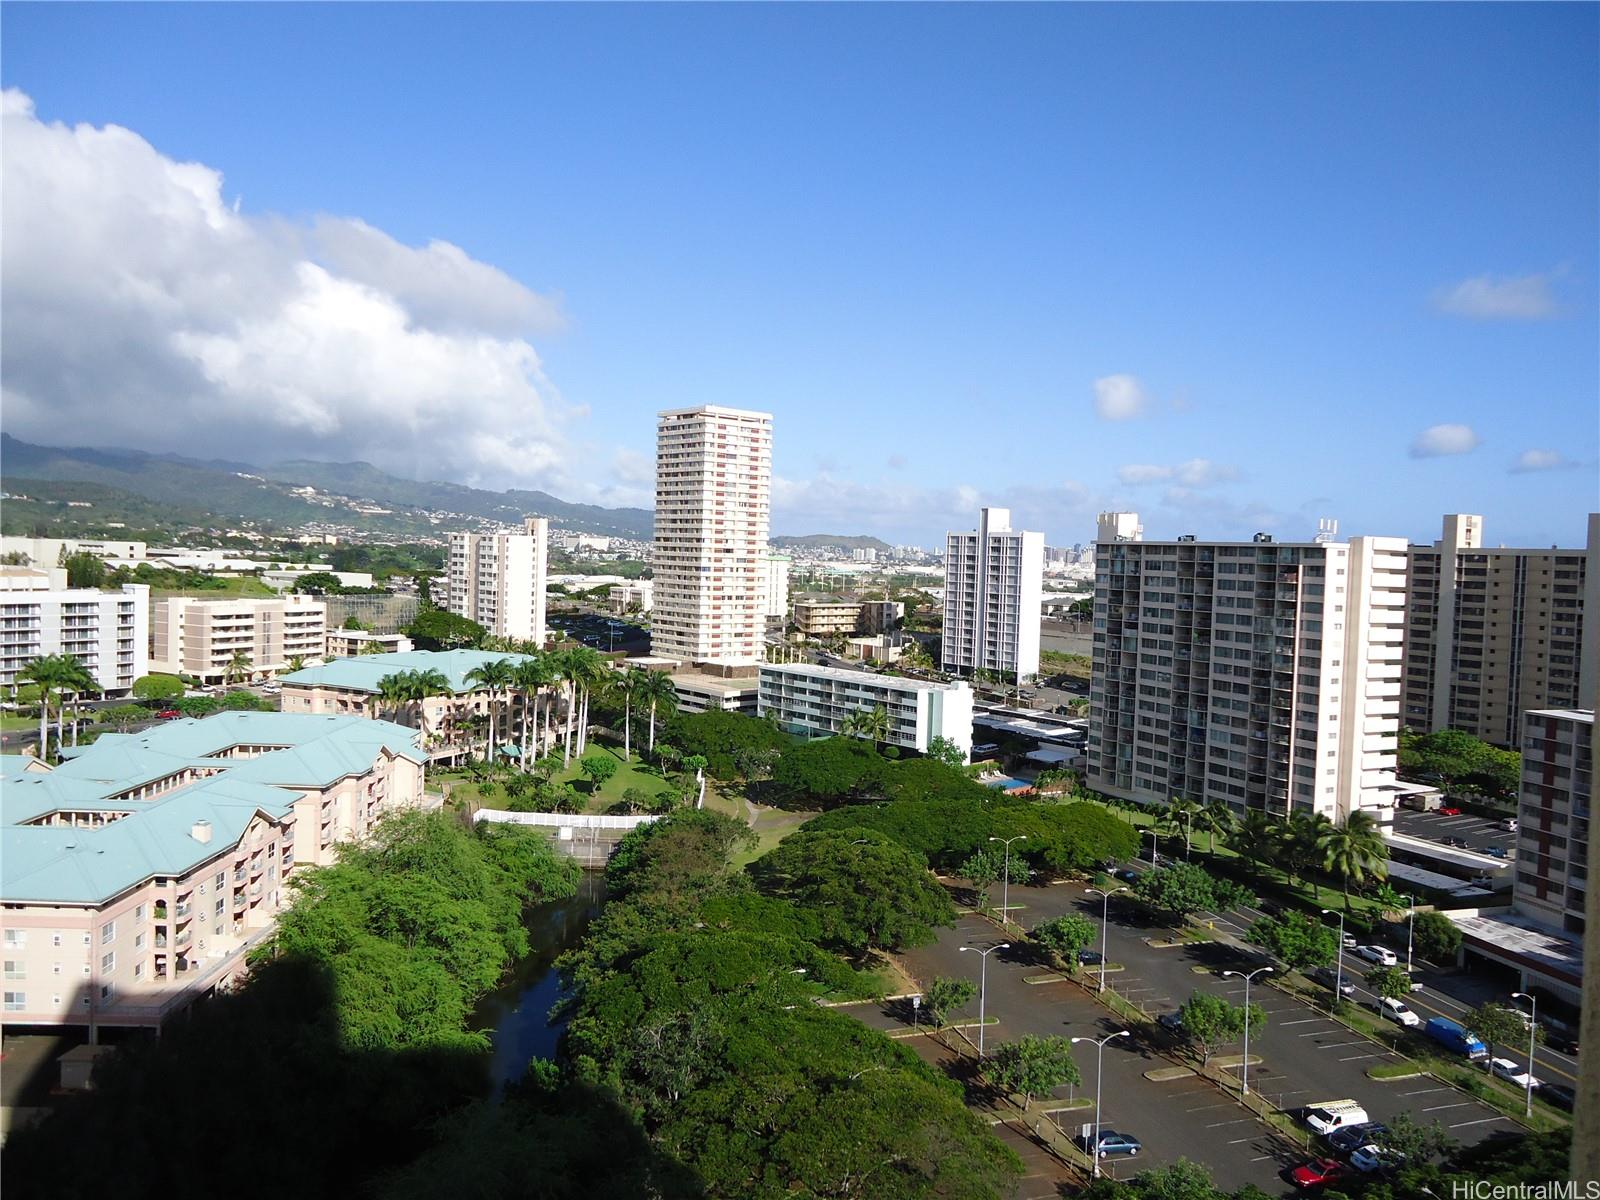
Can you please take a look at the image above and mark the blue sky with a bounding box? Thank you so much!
[2,3,1595,547]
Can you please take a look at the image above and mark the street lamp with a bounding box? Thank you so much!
[1321,908,1346,1003]
[1511,992,1538,1117]
[989,835,1028,926]
[1085,886,1128,993]
[1221,966,1273,1096]
[1071,1030,1131,1177]
[1404,895,1416,976]
[1146,827,1160,866]
[959,943,1009,1057]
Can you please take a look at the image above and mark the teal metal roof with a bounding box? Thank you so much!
[2,712,424,906]
[279,649,536,696]
[0,754,49,775]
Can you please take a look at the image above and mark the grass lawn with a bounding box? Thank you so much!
[153,577,278,598]
[1,714,39,732]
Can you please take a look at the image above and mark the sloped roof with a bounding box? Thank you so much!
[278,649,536,696]
[2,711,423,905]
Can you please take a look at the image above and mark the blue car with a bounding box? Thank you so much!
[1082,1131,1142,1158]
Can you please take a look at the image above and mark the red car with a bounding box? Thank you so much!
[1290,1159,1348,1190]
[156,709,182,720]
[1437,806,1462,816]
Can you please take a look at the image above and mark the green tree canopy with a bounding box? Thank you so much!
[982,1034,1082,1105]
[405,608,487,651]
[923,976,977,1027]
[132,673,185,702]
[1030,913,1098,963]
[1175,990,1266,1066]
[1412,910,1464,964]
[1245,911,1337,970]
[580,753,620,790]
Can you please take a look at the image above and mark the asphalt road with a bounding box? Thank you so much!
[1005,877,1564,1146]
[1391,809,1517,858]
[857,911,1296,1193]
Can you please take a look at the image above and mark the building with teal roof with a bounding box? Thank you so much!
[2,711,428,1032]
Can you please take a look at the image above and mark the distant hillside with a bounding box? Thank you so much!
[771,534,892,551]
[0,435,654,540]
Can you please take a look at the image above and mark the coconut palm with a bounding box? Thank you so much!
[1283,811,1334,899]
[286,655,308,673]
[1163,795,1202,858]
[407,668,452,751]
[637,669,678,757]
[465,658,517,765]
[374,672,414,722]
[551,646,582,766]
[1194,798,1236,855]
[509,655,548,769]
[1229,810,1279,873]
[224,650,253,686]
[21,655,89,758]
[566,647,611,757]
[1318,810,1390,905]
[613,666,648,761]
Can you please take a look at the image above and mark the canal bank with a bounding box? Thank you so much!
[473,870,608,1091]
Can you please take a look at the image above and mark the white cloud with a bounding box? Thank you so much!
[1433,272,1558,320]
[610,448,654,486]
[1092,374,1150,421]
[1510,449,1578,474]
[0,89,592,494]
[1410,424,1481,459]
[1116,459,1239,487]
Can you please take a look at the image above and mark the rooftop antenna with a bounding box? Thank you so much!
[1314,518,1339,544]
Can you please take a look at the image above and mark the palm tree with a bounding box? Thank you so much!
[1318,811,1389,906]
[1229,811,1279,873]
[224,650,253,686]
[613,666,648,761]
[465,658,516,765]
[510,655,548,769]
[374,672,414,722]
[286,655,308,673]
[407,668,452,751]
[637,669,678,757]
[1164,795,1202,858]
[1283,811,1334,900]
[1194,798,1236,855]
[567,647,610,757]
[552,646,582,766]
[21,655,84,758]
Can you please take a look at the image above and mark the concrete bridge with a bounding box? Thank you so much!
[474,809,660,868]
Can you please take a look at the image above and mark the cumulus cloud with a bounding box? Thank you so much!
[610,448,654,486]
[1410,424,1481,459]
[1510,449,1579,474]
[1433,272,1558,320]
[0,89,587,492]
[1092,374,1150,421]
[1116,459,1239,487]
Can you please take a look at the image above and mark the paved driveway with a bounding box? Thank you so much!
[861,911,1296,1194]
[1006,881,1527,1146]
[1392,810,1516,857]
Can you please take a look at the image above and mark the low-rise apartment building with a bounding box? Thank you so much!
[609,581,654,614]
[0,577,148,696]
[324,630,415,658]
[1,711,425,1031]
[151,595,326,684]
[793,599,904,638]
[280,648,543,760]
[758,662,973,758]
[1402,513,1597,747]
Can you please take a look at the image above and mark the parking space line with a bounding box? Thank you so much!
[1316,1041,1369,1050]
[1339,1053,1381,1062]
[1278,1018,1323,1026]
[1450,1117,1509,1130]
[1399,1088,1450,1097]
[1422,1102,1472,1113]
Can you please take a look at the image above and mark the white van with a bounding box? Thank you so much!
[1303,1100,1370,1136]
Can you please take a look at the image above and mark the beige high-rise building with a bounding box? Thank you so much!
[941,507,1044,682]
[445,517,549,645]
[151,596,326,683]
[651,406,772,668]
[1087,515,1409,823]
[1402,513,1597,747]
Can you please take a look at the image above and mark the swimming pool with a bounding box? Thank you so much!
[983,776,1032,793]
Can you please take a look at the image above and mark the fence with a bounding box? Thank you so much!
[474,808,660,867]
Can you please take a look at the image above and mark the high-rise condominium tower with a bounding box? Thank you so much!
[446,517,549,645]
[1087,514,1409,823]
[941,507,1044,681]
[652,406,773,668]
[1402,513,1597,747]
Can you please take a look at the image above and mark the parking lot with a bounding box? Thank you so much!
[854,911,1296,1193]
[1005,879,1536,1153]
[1391,809,1517,858]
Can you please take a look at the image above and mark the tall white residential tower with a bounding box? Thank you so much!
[1086,513,1409,823]
[446,517,549,645]
[651,406,773,668]
[941,507,1044,682]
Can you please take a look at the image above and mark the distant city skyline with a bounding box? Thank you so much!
[2,4,1594,549]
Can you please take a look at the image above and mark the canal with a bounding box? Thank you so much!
[473,871,608,1092]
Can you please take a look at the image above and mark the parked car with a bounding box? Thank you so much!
[156,709,182,720]
[1488,1058,1541,1089]
[1423,1017,1488,1059]
[1114,868,1140,884]
[1289,1158,1348,1190]
[1158,1012,1184,1033]
[1375,998,1422,1028]
[1484,845,1507,858]
[1077,949,1104,966]
[1350,1144,1403,1174]
[1341,934,1358,949]
[1080,1131,1142,1158]
[1310,967,1355,997]
[1438,806,1463,816]
[1441,835,1469,848]
[1538,1084,1575,1112]
[1328,1123,1388,1154]
[1302,1100,1369,1136]
[1355,945,1397,966]
[1502,818,1518,832]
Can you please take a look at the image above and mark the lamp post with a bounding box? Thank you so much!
[1221,966,1273,1095]
[1147,827,1159,866]
[989,835,1028,927]
[1511,991,1538,1117]
[1404,895,1416,976]
[1321,908,1346,1003]
[911,993,921,1035]
[959,943,1009,1058]
[1071,1030,1131,1177]
[1085,886,1128,993]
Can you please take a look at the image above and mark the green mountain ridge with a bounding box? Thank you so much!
[0,434,653,540]
[770,533,892,550]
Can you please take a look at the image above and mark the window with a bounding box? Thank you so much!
[2,930,24,949]
[52,962,62,976]
[134,904,146,923]
[81,963,91,977]
[50,932,62,948]
[100,952,115,974]
[215,872,226,891]
[3,961,23,980]
[101,921,116,945]
[134,933,146,951]
[82,932,91,946]
[133,962,145,981]
[3,992,25,1012]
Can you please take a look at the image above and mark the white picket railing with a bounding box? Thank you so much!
[474,809,659,831]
